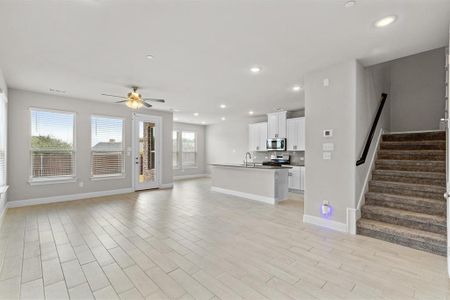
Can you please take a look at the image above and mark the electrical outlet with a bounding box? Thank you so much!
[79,181,84,188]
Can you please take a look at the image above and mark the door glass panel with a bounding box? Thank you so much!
[138,121,156,183]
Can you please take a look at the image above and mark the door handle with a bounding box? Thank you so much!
[444,192,449,200]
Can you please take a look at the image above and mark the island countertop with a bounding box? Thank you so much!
[210,163,292,170]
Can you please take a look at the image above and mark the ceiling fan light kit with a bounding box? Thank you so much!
[101,87,165,110]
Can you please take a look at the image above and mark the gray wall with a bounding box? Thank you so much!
[7,89,173,202]
[173,122,207,177]
[388,47,445,132]
[304,60,357,224]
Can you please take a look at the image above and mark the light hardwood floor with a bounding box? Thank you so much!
[0,178,449,300]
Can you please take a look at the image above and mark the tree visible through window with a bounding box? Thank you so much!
[30,109,75,180]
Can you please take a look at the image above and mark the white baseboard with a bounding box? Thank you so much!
[8,188,134,208]
[303,214,348,233]
[174,174,208,181]
[211,186,276,204]
[346,208,361,235]
[159,183,174,189]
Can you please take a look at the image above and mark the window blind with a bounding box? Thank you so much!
[30,109,75,179]
[173,131,180,168]
[182,131,197,167]
[0,94,6,187]
[91,116,124,177]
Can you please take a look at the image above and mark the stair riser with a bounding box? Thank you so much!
[377,153,445,161]
[375,162,445,173]
[369,185,443,200]
[380,143,445,150]
[361,209,446,235]
[365,197,446,215]
[357,227,446,256]
[382,132,446,142]
[371,174,446,186]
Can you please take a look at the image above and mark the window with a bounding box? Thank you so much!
[173,131,180,169]
[30,109,75,181]
[0,93,6,189]
[91,116,124,178]
[182,131,197,167]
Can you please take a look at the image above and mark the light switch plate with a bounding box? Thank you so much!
[322,143,334,151]
[323,78,329,86]
[323,152,332,160]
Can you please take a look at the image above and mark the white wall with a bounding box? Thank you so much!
[0,69,7,219]
[7,89,173,202]
[205,116,266,173]
[355,62,391,209]
[173,122,207,177]
[304,60,357,226]
[389,47,445,132]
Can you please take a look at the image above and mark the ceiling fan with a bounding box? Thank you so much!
[101,86,165,109]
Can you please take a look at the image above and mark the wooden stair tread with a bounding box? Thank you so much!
[372,169,446,179]
[370,180,446,193]
[366,191,445,204]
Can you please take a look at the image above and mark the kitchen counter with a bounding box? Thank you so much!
[210,163,292,169]
[210,164,289,204]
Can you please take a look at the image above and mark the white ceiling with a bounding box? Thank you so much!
[0,0,448,125]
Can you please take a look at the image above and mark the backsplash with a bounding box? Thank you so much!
[251,151,305,166]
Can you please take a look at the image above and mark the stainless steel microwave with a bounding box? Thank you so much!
[266,138,286,151]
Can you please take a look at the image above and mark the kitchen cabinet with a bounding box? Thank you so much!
[248,122,267,151]
[287,117,305,151]
[288,166,305,191]
[267,111,287,139]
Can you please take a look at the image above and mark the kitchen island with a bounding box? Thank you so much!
[210,163,290,204]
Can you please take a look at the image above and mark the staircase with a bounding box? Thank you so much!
[357,131,447,256]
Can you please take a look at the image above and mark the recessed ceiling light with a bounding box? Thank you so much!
[250,66,261,73]
[374,15,397,28]
[249,111,254,115]
[344,0,355,8]
[221,117,226,121]
[220,104,227,109]
[292,85,302,92]
[201,121,206,125]
[193,112,199,116]
[146,54,154,59]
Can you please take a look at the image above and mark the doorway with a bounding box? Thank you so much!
[133,114,162,190]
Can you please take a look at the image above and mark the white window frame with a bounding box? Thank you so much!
[90,114,125,180]
[29,107,77,185]
[173,130,181,170]
[0,92,8,194]
[181,130,198,169]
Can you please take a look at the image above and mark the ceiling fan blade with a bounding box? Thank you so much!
[101,93,127,99]
[143,102,152,108]
[114,100,127,103]
[143,98,165,103]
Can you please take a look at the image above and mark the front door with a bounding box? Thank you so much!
[133,114,161,190]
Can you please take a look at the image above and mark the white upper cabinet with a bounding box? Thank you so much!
[267,111,287,139]
[248,122,267,151]
[287,117,305,151]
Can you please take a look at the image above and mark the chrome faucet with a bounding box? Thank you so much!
[244,152,253,167]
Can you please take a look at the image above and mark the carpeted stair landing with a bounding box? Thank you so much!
[357,131,447,256]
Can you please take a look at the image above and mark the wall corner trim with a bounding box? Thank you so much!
[303,214,348,233]
[346,208,361,235]
[7,188,134,208]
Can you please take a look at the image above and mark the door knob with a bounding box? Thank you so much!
[444,192,449,200]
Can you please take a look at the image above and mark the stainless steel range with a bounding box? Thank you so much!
[262,154,290,167]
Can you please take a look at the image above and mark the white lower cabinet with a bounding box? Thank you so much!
[288,166,305,191]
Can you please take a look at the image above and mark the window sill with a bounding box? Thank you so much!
[90,174,125,181]
[29,177,77,186]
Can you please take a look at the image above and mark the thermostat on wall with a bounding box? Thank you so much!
[323,129,333,137]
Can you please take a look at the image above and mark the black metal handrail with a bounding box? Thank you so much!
[356,93,388,166]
